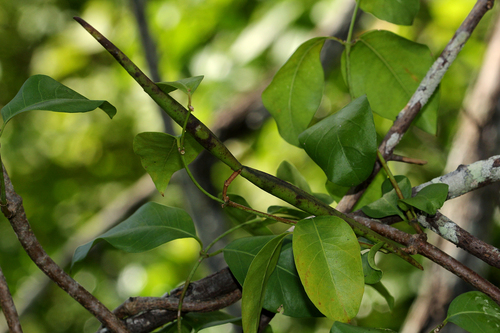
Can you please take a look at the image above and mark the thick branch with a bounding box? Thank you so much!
[0,266,22,333]
[350,214,500,306]
[336,0,495,213]
[0,166,129,333]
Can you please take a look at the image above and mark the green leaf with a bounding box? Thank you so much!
[157,75,204,96]
[222,194,274,235]
[1,74,116,127]
[357,0,420,26]
[156,321,192,333]
[224,235,322,318]
[71,202,200,268]
[133,132,203,196]
[182,311,241,333]
[343,30,439,134]
[362,242,384,285]
[298,96,377,187]
[361,176,411,220]
[370,282,394,311]
[277,160,312,193]
[293,216,364,322]
[267,205,310,220]
[445,291,500,333]
[262,37,326,146]
[331,321,397,332]
[242,233,289,333]
[399,183,449,215]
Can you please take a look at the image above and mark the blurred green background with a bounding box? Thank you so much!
[0,0,498,332]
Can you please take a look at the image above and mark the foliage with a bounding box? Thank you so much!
[0,1,498,333]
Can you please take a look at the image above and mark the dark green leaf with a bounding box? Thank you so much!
[71,202,200,268]
[446,291,500,333]
[182,311,241,333]
[361,176,411,220]
[358,0,420,26]
[399,183,449,215]
[343,30,439,134]
[371,282,394,311]
[267,205,310,220]
[1,75,116,126]
[362,242,384,285]
[313,192,334,205]
[299,96,377,187]
[293,216,364,321]
[222,194,274,235]
[331,321,397,332]
[133,132,203,196]
[157,75,204,96]
[156,321,192,333]
[277,160,312,193]
[242,233,288,333]
[262,37,326,146]
[224,235,322,318]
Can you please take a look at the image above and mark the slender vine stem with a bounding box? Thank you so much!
[344,0,360,99]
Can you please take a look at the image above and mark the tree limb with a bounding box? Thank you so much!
[0,265,22,333]
[0,166,129,333]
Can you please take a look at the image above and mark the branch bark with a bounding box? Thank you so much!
[0,166,129,333]
[0,265,22,333]
[336,0,495,213]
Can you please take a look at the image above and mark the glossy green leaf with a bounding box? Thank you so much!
[299,96,377,187]
[362,242,384,285]
[222,194,273,235]
[277,160,312,193]
[371,282,394,311]
[133,132,203,196]
[1,74,116,127]
[262,37,326,146]
[293,216,364,321]
[71,202,200,268]
[343,30,439,134]
[361,176,412,220]
[157,321,192,333]
[157,75,204,96]
[331,321,397,333]
[357,0,420,26]
[224,235,322,318]
[399,183,449,215]
[242,233,288,333]
[182,311,241,332]
[445,291,500,333]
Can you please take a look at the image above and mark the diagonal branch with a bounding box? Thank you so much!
[0,166,129,333]
[0,265,22,333]
[336,0,495,213]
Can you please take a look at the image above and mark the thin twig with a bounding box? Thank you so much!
[1,166,129,333]
[336,0,495,213]
[0,265,23,333]
[388,154,427,165]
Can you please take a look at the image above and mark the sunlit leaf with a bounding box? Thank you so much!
[157,75,204,96]
[343,30,439,134]
[1,75,116,127]
[331,321,397,332]
[399,183,449,215]
[262,37,326,146]
[357,0,420,26]
[71,202,200,268]
[293,216,364,321]
[445,291,500,333]
[133,132,203,196]
[299,96,377,187]
[277,160,312,193]
[224,235,322,318]
[242,233,288,333]
[361,176,411,220]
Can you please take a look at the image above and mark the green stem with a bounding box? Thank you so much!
[204,218,264,253]
[345,0,360,99]
[177,258,204,333]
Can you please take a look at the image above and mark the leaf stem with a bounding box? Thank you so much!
[177,258,204,333]
[344,0,360,99]
[204,218,266,254]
